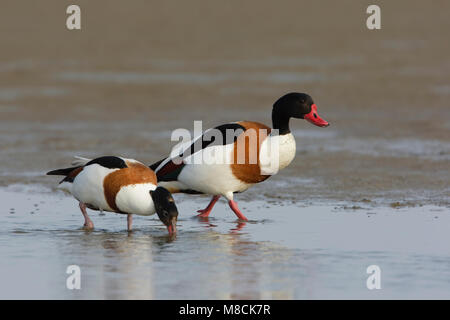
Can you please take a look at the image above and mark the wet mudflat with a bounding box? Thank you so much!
[1,187,450,299]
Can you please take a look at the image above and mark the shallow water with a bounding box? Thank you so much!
[1,187,450,299]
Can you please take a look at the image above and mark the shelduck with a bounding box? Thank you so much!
[150,92,329,221]
[47,156,178,234]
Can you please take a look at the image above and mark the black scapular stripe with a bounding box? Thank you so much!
[149,158,165,171]
[172,123,245,162]
[156,161,185,182]
[182,123,245,158]
[86,156,128,169]
[149,123,245,182]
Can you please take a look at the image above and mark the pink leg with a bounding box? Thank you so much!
[228,200,249,221]
[197,195,220,218]
[79,202,94,229]
[127,214,133,231]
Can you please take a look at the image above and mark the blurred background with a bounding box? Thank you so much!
[0,0,449,206]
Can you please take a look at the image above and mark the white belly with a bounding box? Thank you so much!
[177,144,252,198]
[115,183,157,216]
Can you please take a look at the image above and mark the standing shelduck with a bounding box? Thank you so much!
[150,92,330,221]
[47,156,178,234]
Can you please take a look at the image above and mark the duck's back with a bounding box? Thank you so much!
[72,157,157,214]
[153,121,274,196]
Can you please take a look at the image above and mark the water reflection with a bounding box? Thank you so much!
[229,221,246,234]
[57,230,156,299]
[195,216,246,233]
[5,188,449,299]
[51,217,300,299]
[169,218,297,299]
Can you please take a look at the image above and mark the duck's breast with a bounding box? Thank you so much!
[230,121,272,184]
[115,183,157,215]
[259,132,296,175]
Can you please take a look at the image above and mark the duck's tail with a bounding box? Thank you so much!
[47,163,85,194]
[46,166,81,176]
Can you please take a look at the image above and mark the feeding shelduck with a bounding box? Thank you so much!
[149,92,329,221]
[47,156,178,234]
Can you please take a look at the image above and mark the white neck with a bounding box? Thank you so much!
[259,133,296,175]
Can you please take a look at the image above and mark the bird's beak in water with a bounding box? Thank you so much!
[167,219,177,235]
[304,104,330,127]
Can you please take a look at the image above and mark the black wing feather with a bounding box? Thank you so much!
[85,156,128,169]
[47,156,127,178]
[150,123,245,182]
[181,123,245,159]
